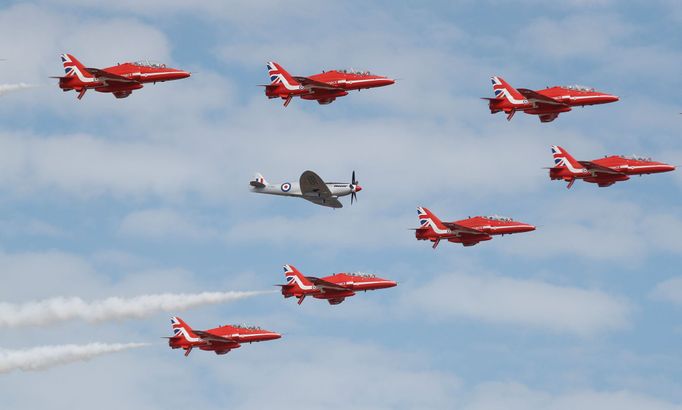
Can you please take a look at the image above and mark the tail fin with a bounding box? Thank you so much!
[417,207,448,233]
[551,145,583,171]
[267,61,301,90]
[283,264,314,290]
[491,76,526,103]
[60,54,93,80]
[170,316,199,342]
[254,172,268,186]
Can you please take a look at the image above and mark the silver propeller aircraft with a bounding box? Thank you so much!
[249,170,361,208]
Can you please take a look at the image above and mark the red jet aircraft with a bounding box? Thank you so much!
[415,207,536,248]
[549,145,676,188]
[263,61,395,106]
[484,76,619,122]
[167,316,281,357]
[278,264,397,305]
[54,53,190,100]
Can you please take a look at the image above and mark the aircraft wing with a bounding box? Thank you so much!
[517,88,567,106]
[442,222,487,236]
[193,330,237,344]
[303,196,343,208]
[307,276,349,292]
[578,161,624,175]
[293,76,341,91]
[85,67,139,83]
[300,170,333,198]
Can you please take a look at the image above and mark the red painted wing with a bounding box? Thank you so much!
[293,76,341,91]
[192,330,237,344]
[85,67,138,83]
[578,161,624,175]
[307,276,349,291]
[442,222,487,236]
[517,88,567,106]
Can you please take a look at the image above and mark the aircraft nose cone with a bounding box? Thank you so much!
[608,95,619,102]
[525,225,537,232]
[386,280,398,288]
[354,185,362,192]
[178,70,191,79]
[269,333,282,340]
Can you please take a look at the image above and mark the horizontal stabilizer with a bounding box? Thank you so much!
[250,180,266,188]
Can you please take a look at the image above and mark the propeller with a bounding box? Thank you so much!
[350,170,361,205]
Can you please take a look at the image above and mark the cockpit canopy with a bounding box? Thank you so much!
[563,84,595,92]
[132,60,167,68]
[347,272,376,278]
[483,215,514,222]
[621,154,652,161]
[335,68,373,75]
[229,324,262,330]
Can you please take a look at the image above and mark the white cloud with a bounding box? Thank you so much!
[212,336,461,410]
[517,14,633,60]
[406,272,631,336]
[650,277,682,306]
[119,208,218,241]
[504,196,682,262]
[462,381,682,410]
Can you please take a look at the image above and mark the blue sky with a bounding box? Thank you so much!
[0,0,681,409]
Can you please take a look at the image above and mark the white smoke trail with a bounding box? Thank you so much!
[0,342,148,373]
[0,290,273,328]
[0,83,38,96]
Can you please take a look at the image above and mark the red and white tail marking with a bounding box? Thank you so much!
[417,207,448,234]
[491,76,526,105]
[551,145,584,173]
[267,61,301,91]
[171,316,200,343]
[60,53,94,81]
[283,265,315,291]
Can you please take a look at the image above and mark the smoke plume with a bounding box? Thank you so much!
[0,83,37,96]
[0,290,271,328]
[0,342,148,373]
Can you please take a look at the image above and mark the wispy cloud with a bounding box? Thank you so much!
[0,342,148,373]
[650,277,682,306]
[406,272,631,336]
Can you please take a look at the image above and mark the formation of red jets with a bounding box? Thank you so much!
[45,54,675,357]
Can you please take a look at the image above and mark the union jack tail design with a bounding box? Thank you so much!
[551,145,582,170]
[267,61,300,89]
[283,264,314,290]
[417,207,447,232]
[170,316,198,342]
[60,53,93,79]
[491,76,525,103]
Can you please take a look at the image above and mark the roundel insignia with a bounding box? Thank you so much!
[281,183,291,192]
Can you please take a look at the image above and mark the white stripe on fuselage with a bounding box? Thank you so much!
[286,274,316,291]
[421,218,451,235]
[272,73,302,91]
[69,67,97,84]
[174,327,201,343]
[556,157,587,174]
